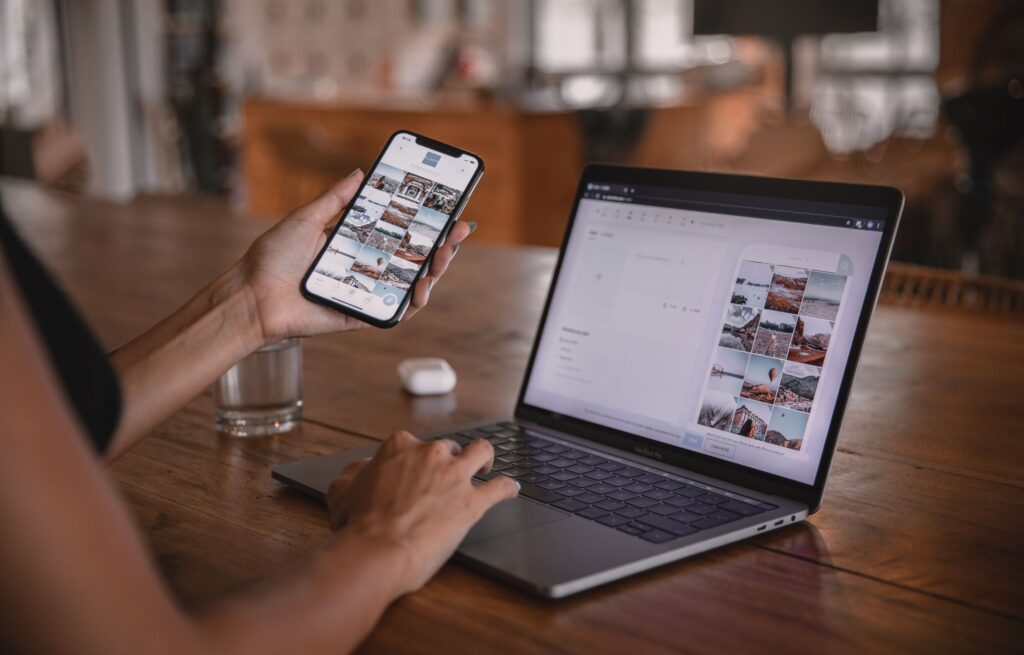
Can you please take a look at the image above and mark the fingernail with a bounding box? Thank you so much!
[513,480,522,493]
[467,220,478,234]
[452,241,460,254]
[427,276,436,292]
[347,168,362,178]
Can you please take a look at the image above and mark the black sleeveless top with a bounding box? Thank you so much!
[0,204,121,452]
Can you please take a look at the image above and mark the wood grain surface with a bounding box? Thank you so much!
[3,179,1022,653]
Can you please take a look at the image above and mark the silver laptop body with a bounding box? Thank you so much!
[274,165,902,598]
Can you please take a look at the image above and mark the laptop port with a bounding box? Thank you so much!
[774,520,784,526]
[756,525,767,532]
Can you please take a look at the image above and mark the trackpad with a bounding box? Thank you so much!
[462,498,567,546]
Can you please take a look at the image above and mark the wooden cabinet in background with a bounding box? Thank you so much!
[241,99,583,246]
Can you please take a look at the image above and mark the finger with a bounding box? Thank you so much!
[428,222,470,278]
[474,474,520,509]
[295,169,364,227]
[444,220,471,247]
[432,437,462,456]
[329,454,370,491]
[408,275,434,312]
[456,438,496,476]
[429,244,454,279]
[328,458,370,498]
[327,458,370,528]
[378,430,419,456]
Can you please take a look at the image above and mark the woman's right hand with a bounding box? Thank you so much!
[326,432,520,596]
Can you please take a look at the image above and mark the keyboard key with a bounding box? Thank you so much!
[578,506,609,520]
[636,473,663,485]
[549,458,575,468]
[616,523,646,536]
[480,425,504,433]
[492,461,511,472]
[585,471,612,481]
[569,477,599,489]
[495,443,518,452]
[595,499,626,511]
[553,498,589,513]
[654,480,686,491]
[556,486,585,498]
[550,471,579,482]
[691,510,742,530]
[639,529,676,544]
[690,503,717,515]
[568,464,595,474]
[695,492,728,505]
[545,444,571,455]
[452,435,473,446]
[537,479,566,490]
[626,496,658,509]
[605,476,632,487]
[665,495,697,509]
[518,483,563,504]
[614,506,647,519]
[596,461,625,472]
[637,514,700,537]
[562,450,588,460]
[576,492,605,504]
[618,467,644,479]
[495,430,519,438]
[607,489,637,502]
[624,483,653,494]
[668,510,703,523]
[676,486,705,498]
[530,452,556,463]
[647,504,679,516]
[504,468,530,478]
[580,456,606,466]
[498,453,525,463]
[598,514,630,528]
[644,489,674,501]
[587,482,617,494]
[532,465,558,475]
[523,473,547,485]
[720,500,763,516]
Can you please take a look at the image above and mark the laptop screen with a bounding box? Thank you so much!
[522,179,889,485]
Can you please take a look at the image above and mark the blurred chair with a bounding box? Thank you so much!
[880,262,1024,314]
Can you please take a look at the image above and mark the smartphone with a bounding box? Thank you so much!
[300,131,484,328]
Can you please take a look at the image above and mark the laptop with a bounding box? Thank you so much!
[274,164,902,598]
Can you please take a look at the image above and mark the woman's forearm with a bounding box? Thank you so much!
[107,263,265,460]
[198,525,409,655]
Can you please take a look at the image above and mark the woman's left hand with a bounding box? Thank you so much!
[238,170,473,344]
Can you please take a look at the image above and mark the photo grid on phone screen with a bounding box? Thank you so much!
[697,260,847,452]
[313,161,463,302]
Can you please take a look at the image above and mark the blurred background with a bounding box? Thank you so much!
[1,0,1022,281]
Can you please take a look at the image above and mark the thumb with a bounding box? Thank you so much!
[295,169,364,227]
[474,475,520,512]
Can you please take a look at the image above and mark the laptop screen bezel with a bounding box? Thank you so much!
[514,164,903,511]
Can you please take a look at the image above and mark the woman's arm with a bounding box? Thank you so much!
[0,253,515,655]
[107,171,472,460]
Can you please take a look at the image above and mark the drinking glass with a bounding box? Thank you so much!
[214,338,302,436]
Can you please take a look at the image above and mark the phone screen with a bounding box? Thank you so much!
[304,132,481,323]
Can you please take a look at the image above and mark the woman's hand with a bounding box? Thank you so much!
[326,432,520,596]
[240,171,474,345]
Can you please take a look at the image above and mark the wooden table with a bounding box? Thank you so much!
[4,179,1023,653]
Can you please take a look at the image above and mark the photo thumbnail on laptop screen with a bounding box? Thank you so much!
[523,182,888,485]
[305,133,479,321]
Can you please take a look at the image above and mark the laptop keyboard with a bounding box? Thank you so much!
[446,422,776,545]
